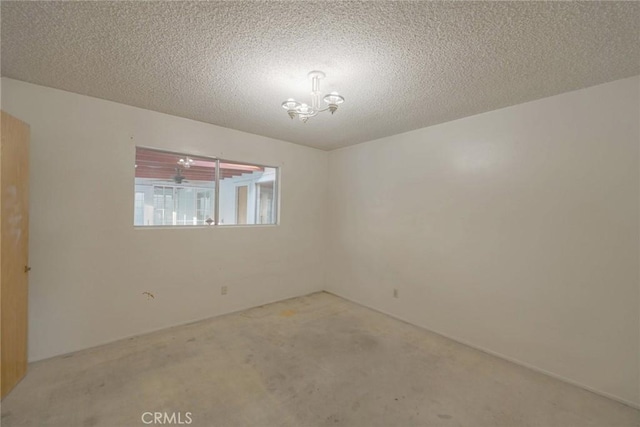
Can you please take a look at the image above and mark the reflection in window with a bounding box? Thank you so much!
[217,162,277,226]
[256,182,275,224]
[146,186,214,226]
[134,147,277,226]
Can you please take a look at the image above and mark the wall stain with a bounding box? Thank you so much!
[280,309,296,317]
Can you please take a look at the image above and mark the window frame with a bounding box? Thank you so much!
[134,146,280,228]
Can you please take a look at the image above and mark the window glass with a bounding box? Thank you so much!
[135,148,215,226]
[217,162,278,225]
[134,147,277,227]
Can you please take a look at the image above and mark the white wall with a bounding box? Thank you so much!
[2,75,638,407]
[1,78,328,362]
[327,76,640,407]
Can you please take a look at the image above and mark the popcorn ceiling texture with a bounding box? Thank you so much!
[1,1,638,150]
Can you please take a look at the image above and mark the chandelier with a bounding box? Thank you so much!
[281,71,345,123]
[177,157,194,168]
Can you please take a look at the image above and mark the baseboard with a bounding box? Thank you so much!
[29,288,639,410]
[28,290,325,363]
[323,290,640,410]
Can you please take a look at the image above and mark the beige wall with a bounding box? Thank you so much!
[1,78,328,362]
[327,76,640,407]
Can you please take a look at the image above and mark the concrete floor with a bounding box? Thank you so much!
[1,292,638,427]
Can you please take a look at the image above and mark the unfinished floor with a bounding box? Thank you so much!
[1,292,638,427]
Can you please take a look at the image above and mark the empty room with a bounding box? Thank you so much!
[0,1,639,426]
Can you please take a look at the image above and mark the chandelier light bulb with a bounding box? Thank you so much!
[282,98,301,119]
[323,92,344,105]
[281,98,300,110]
[298,103,310,114]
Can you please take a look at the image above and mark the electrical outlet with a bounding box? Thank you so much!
[221,286,228,296]
[393,288,399,298]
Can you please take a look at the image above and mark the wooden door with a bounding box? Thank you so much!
[1,111,30,399]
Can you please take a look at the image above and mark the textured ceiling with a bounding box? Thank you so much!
[2,1,639,150]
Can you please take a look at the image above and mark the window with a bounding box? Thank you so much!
[134,147,278,226]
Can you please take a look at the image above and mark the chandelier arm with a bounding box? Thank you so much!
[291,106,333,116]
[305,107,330,117]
